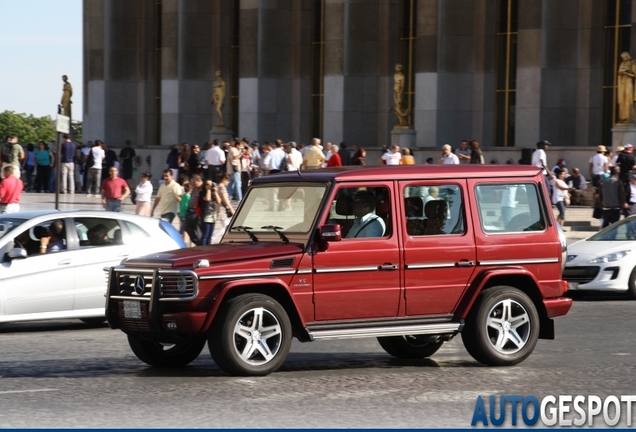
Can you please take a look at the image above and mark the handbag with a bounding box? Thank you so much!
[592,206,602,219]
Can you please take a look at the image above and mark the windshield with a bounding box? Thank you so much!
[0,218,27,241]
[229,184,327,235]
[588,216,636,241]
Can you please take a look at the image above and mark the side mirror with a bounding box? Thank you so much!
[320,224,342,242]
[7,247,27,260]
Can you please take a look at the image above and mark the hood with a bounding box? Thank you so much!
[566,239,636,264]
[123,242,304,269]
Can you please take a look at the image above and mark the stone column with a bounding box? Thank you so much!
[238,2,312,143]
[323,0,392,146]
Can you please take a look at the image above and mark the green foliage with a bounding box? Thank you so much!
[0,110,56,144]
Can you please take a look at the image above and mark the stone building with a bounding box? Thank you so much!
[83,0,634,157]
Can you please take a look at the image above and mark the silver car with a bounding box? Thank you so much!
[0,210,185,324]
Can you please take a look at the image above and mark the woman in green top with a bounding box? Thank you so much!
[34,141,53,192]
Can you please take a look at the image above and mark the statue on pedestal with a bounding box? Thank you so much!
[60,75,72,120]
[212,70,226,129]
[391,64,411,128]
[617,52,636,124]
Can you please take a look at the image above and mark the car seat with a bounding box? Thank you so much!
[423,200,448,235]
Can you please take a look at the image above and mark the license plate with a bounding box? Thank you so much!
[568,282,579,291]
[123,300,142,319]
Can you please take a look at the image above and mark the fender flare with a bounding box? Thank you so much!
[454,267,545,321]
[200,277,307,332]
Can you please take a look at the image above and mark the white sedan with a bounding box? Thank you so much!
[0,210,185,324]
[564,216,636,299]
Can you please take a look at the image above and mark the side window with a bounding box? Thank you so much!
[122,220,151,243]
[13,219,68,256]
[403,185,465,236]
[76,218,121,247]
[475,183,546,233]
[327,187,391,239]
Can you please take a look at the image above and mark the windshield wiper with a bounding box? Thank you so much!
[232,226,259,242]
[261,225,289,243]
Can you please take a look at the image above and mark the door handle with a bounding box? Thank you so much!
[456,260,475,267]
[58,259,72,265]
[379,264,398,271]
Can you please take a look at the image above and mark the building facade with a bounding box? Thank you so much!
[83,0,634,151]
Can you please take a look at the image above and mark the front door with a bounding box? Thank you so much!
[1,218,75,318]
[312,183,401,320]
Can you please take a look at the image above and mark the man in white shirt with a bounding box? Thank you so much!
[267,141,287,174]
[589,145,609,188]
[86,140,106,197]
[345,190,386,238]
[285,141,303,171]
[380,144,402,165]
[322,142,333,168]
[439,144,459,164]
[531,140,550,174]
[204,140,226,183]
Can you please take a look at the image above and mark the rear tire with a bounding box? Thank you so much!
[377,335,443,359]
[127,335,206,367]
[208,294,292,376]
[462,286,539,366]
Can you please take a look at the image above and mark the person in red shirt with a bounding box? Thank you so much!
[0,166,23,213]
[327,144,343,167]
[101,166,130,212]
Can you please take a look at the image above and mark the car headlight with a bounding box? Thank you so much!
[588,250,631,263]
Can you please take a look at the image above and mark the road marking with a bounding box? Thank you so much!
[0,389,58,395]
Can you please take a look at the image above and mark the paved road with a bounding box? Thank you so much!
[0,298,634,428]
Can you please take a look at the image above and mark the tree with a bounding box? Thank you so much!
[0,111,56,144]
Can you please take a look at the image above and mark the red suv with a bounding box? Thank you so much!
[106,165,572,376]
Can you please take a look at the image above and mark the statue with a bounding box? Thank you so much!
[60,75,72,120]
[391,64,411,128]
[617,52,636,124]
[212,70,226,128]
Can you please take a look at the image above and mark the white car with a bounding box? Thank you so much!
[563,216,636,299]
[0,210,185,323]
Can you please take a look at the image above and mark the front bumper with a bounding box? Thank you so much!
[564,264,627,292]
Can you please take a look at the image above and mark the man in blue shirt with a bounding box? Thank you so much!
[60,134,76,194]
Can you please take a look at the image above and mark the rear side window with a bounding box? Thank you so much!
[403,184,465,236]
[475,183,546,233]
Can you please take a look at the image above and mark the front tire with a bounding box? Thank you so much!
[462,286,539,366]
[208,294,292,376]
[377,335,443,359]
[127,335,206,367]
[628,267,636,300]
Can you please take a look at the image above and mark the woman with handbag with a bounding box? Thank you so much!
[550,168,574,227]
[199,179,221,245]
[184,175,204,246]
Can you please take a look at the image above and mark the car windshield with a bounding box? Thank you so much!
[0,218,27,241]
[228,184,327,236]
[588,217,636,241]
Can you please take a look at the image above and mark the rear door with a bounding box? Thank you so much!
[399,180,477,316]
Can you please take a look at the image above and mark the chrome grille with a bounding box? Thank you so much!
[109,268,198,301]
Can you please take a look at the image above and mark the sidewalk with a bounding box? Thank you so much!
[562,205,600,241]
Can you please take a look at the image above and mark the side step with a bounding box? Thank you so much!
[307,322,463,341]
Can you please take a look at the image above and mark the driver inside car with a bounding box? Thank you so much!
[345,190,385,239]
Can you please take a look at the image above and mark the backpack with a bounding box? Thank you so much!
[1,142,14,163]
